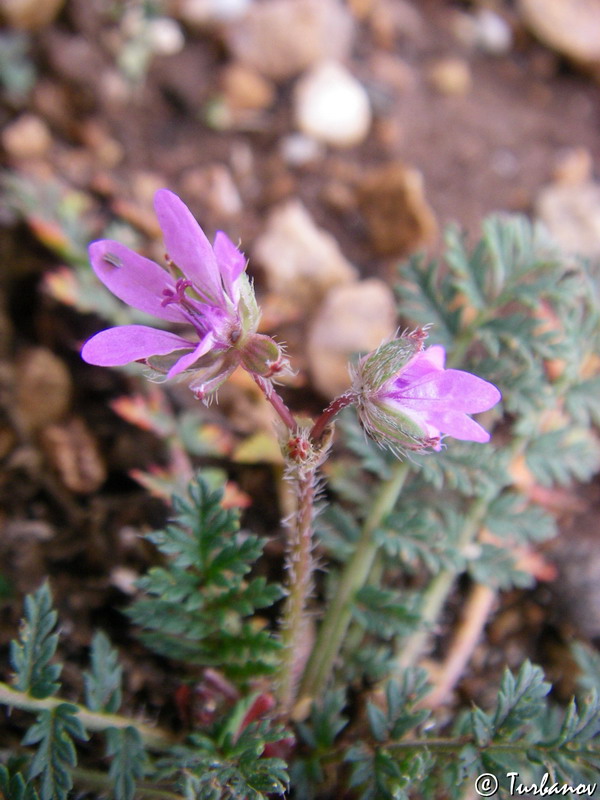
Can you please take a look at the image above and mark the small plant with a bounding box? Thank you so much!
[1,195,599,798]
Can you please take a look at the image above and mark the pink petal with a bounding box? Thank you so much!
[167,332,216,378]
[424,409,491,443]
[393,370,501,414]
[81,325,194,366]
[153,190,224,305]
[213,231,246,302]
[89,240,185,322]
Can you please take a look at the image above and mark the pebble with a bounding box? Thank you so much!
[221,62,276,111]
[176,0,251,27]
[2,114,52,160]
[427,57,472,96]
[15,347,72,433]
[179,164,243,219]
[0,0,64,29]
[552,146,593,184]
[452,9,513,55]
[535,180,600,258]
[225,0,355,81]
[518,0,600,66]
[279,134,325,167]
[307,279,397,399]
[253,199,357,306]
[294,61,372,148]
[357,162,437,256]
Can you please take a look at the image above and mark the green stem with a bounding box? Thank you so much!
[277,466,318,713]
[299,461,410,701]
[0,682,175,751]
[73,766,183,800]
[393,496,489,673]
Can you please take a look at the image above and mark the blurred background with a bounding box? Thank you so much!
[0,0,600,718]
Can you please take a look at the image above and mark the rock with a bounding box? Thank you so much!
[179,164,242,219]
[225,0,355,81]
[40,417,106,494]
[175,0,251,27]
[452,9,513,55]
[145,17,185,56]
[552,146,593,184]
[220,63,276,111]
[427,57,472,96]
[535,180,600,258]
[253,199,357,306]
[307,279,397,398]
[357,162,437,257]
[367,0,423,50]
[518,0,600,67]
[2,114,52,160]
[0,0,64,29]
[294,61,372,148]
[15,348,72,433]
[279,134,325,167]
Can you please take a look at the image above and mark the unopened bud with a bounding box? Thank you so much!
[240,333,288,378]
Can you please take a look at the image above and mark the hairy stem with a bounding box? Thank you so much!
[277,466,318,714]
[0,682,175,750]
[300,461,410,701]
[310,393,354,442]
[253,376,296,431]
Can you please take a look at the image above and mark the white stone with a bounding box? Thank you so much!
[307,280,398,399]
[536,180,600,258]
[225,0,355,81]
[253,199,357,306]
[177,0,251,26]
[294,61,372,149]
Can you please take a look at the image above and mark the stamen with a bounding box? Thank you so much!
[161,278,193,307]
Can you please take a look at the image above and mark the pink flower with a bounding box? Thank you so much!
[352,335,501,453]
[81,190,284,399]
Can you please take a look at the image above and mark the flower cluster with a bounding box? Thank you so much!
[81,189,286,401]
[351,331,501,454]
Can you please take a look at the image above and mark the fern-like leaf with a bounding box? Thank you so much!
[83,630,123,713]
[106,726,147,800]
[127,475,283,680]
[10,582,61,699]
[22,703,88,800]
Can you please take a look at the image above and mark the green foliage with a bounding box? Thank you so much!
[106,727,147,800]
[10,582,61,700]
[164,719,289,800]
[525,428,600,487]
[127,476,284,680]
[352,586,419,639]
[84,630,123,713]
[22,704,88,800]
[0,765,40,800]
[345,671,433,800]
[292,690,348,799]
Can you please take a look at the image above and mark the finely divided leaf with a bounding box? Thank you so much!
[23,703,88,800]
[11,582,61,699]
[84,630,123,713]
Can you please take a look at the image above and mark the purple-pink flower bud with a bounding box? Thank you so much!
[81,189,286,400]
[351,331,501,454]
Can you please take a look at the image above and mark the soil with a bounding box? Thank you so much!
[0,0,599,790]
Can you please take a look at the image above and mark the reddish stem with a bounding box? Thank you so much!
[310,393,354,442]
[253,376,297,431]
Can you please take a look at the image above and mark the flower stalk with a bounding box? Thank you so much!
[276,464,318,713]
